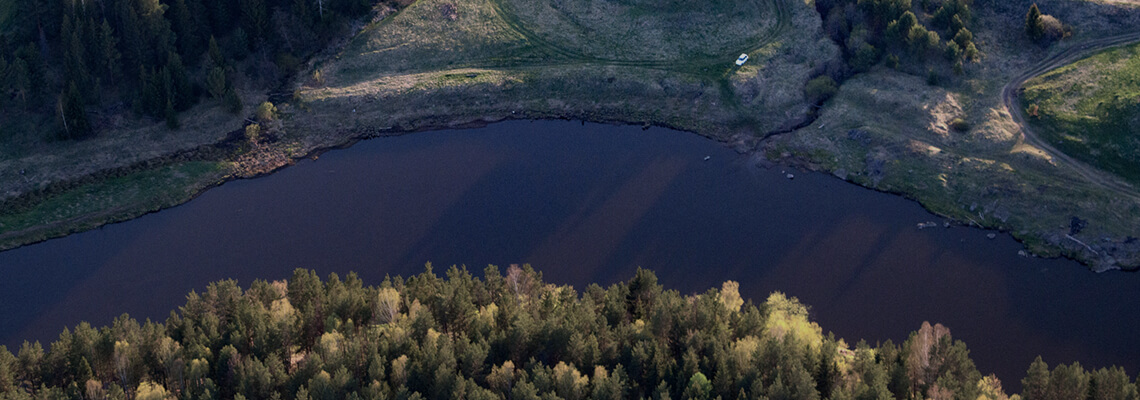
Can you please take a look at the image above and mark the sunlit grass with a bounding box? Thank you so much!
[1021,41,1140,184]
[0,161,227,250]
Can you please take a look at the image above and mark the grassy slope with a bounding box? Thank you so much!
[1021,42,1140,184]
[0,93,262,250]
[770,0,1140,270]
[288,0,836,150]
[0,161,228,250]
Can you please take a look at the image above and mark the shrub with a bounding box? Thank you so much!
[950,117,970,132]
[256,101,278,123]
[1041,15,1066,42]
[805,76,839,104]
[245,124,262,142]
[946,41,961,61]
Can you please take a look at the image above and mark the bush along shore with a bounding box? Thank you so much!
[1,266,1134,399]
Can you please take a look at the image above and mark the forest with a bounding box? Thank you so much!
[0,0,388,139]
[0,265,1135,399]
[814,0,980,83]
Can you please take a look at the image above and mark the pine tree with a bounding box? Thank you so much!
[165,99,180,129]
[159,67,174,115]
[118,4,146,70]
[964,42,979,62]
[1026,4,1044,42]
[9,58,31,106]
[137,67,162,117]
[63,17,93,99]
[82,16,102,71]
[1046,363,1088,400]
[168,0,202,60]
[224,88,243,114]
[950,14,965,36]
[98,20,123,86]
[205,0,238,35]
[206,67,228,100]
[208,36,226,70]
[1022,356,1050,400]
[953,28,973,50]
[59,82,93,139]
[12,44,41,106]
[166,52,195,111]
[240,0,269,48]
[0,57,8,107]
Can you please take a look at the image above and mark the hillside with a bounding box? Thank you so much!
[286,0,836,145]
[769,0,1140,270]
[1021,41,1140,185]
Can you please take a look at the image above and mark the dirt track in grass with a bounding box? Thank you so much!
[1002,32,1140,203]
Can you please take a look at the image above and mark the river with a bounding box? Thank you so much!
[1,120,1137,390]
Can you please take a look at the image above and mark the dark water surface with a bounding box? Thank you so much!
[2,120,1138,390]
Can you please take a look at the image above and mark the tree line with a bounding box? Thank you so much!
[1,265,1136,400]
[0,0,383,139]
[813,0,980,88]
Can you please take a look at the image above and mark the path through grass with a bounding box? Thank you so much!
[1022,41,1140,184]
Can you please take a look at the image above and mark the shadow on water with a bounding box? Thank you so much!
[1,120,1138,391]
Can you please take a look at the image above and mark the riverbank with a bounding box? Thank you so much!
[1,0,1139,270]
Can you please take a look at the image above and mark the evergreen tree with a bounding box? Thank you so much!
[206,67,228,100]
[0,57,8,107]
[205,0,238,36]
[1046,363,1088,400]
[208,36,226,70]
[63,16,92,98]
[893,11,919,45]
[167,0,200,60]
[240,0,269,49]
[1026,4,1044,42]
[16,44,44,105]
[1089,367,1138,400]
[964,42,979,62]
[224,88,243,114]
[166,52,195,111]
[97,19,123,86]
[59,82,93,139]
[950,14,965,37]
[8,57,31,106]
[1022,356,1050,400]
[137,66,164,117]
[953,28,973,50]
[117,3,146,71]
[165,99,180,129]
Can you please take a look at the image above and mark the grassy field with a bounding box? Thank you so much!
[295,0,834,142]
[0,91,263,250]
[1021,42,1140,184]
[0,161,228,251]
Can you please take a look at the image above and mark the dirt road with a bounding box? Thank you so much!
[1002,32,1140,202]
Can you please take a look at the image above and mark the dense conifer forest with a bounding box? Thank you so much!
[0,266,1134,399]
[0,0,390,138]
